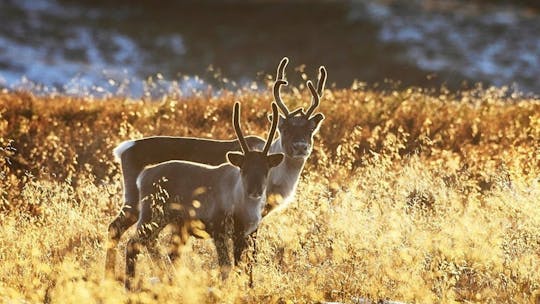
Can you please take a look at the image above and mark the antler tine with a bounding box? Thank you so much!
[304,80,320,118]
[233,102,250,154]
[276,57,288,81]
[274,57,291,116]
[289,108,304,117]
[273,79,290,116]
[316,66,327,97]
[263,103,279,155]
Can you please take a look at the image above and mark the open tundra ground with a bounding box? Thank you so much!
[0,85,539,303]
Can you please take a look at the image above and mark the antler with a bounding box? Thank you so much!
[273,79,289,116]
[263,103,279,155]
[304,81,319,118]
[276,57,288,81]
[233,102,250,154]
[274,57,290,116]
[305,66,327,117]
[274,57,327,118]
[316,66,327,97]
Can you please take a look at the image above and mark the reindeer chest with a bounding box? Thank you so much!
[268,169,298,201]
[234,205,262,236]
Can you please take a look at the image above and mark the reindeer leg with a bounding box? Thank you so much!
[158,222,188,284]
[247,229,258,288]
[106,203,138,280]
[232,221,258,287]
[145,237,170,285]
[233,232,249,266]
[213,230,232,280]
[167,222,188,265]
[125,222,165,290]
[212,212,235,279]
[125,235,141,291]
[124,196,166,290]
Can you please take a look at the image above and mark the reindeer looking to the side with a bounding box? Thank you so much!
[106,57,327,278]
[125,102,283,290]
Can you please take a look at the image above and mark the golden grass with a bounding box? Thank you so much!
[0,84,539,303]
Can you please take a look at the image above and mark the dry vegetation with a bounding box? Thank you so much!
[0,83,539,303]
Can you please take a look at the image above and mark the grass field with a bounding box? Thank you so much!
[0,84,539,303]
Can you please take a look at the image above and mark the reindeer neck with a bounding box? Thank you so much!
[213,165,241,203]
[267,138,306,202]
[270,138,306,172]
[218,165,259,207]
[221,165,264,232]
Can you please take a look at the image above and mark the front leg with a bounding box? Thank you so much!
[212,231,232,279]
[233,232,249,266]
[247,229,258,288]
[233,226,258,288]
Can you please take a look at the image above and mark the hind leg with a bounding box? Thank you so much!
[105,203,139,279]
[125,204,165,290]
[125,234,143,290]
[125,229,166,290]
[144,232,172,284]
[167,223,188,265]
[107,163,141,279]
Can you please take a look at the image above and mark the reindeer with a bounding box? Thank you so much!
[106,57,327,277]
[125,102,283,289]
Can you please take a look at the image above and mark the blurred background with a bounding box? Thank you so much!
[0,0,539,97]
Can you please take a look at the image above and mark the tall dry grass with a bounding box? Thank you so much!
[0,84,539,303]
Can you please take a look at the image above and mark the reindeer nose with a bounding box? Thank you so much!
[293,142,308,153]
[248,191,263,200]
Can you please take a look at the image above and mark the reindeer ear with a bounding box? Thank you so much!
[310,113,324,131]
[269,113,286,128]
[227,152,244,167]
[267,153,284,168]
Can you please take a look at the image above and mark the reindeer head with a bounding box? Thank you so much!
[270,57,326,160]
[227,102,284,200]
